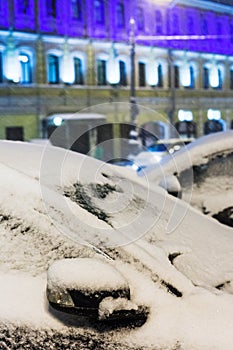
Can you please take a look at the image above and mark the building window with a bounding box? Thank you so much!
[116,2,125,28]
[6,126,24,141]
[203,67,209,89]
[155,10,163,34]
[97,59,107,85]
[174,65,180,88]
[216,21,222,41]
[139,62,146,87]
[19,53,32,83]
[137,7,145,31]
[74,57,84,84]
[157,64,163,87]
[230,69,233,89]
[201,13,208,35]
[119,61,127,86]
[47,0,56,18]
[17,0,29,15]
[214,68,222,90]
[0,52,3,83]
[183,66,195,89]
[230,21,233,44]
[71,0,82,20]
[94,0,105,24]
[172,13,179,35]
[48,54,59,84]
[190,66,195,88]
[187,14,194,35]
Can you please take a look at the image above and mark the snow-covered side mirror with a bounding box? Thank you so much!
[47,258,148,327]
[159,175,182,199]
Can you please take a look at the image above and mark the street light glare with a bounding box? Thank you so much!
[151,0,179,7]
[130,17,135,26]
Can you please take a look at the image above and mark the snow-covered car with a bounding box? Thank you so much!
[47,257,147,325]
[0,140,233,349]
[139,131,233,226]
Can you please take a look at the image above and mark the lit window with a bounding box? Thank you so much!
[116,2,125,28]
[94,0,105,24]
[48,54,59,84]
[137,7,144,31]
[74,57,84,84]
[97,59,107,85]
[209,64,222,89]
[178,110,193,122]
[19,53,32,83]
[207,109,221,120]
[17,0,29,15]
[47,0,56,18]
[71,0,82,20]
[180,64,195,89]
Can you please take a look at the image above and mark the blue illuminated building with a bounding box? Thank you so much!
[0,0,233,141]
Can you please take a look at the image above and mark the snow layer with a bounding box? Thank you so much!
[0,140,233,349]
[47,258,128,291]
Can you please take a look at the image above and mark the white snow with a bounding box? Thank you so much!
[98,297,138,320]
[47,258,128,291]
[0,138,232,349]
[159,175,181,192]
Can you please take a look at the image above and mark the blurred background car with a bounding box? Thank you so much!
[140,131,233,227]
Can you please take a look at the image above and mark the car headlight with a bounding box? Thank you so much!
[47,287,74,307]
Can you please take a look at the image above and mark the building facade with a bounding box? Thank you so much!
[0,0,233,141]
